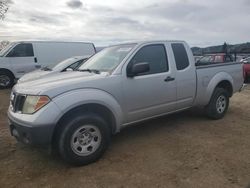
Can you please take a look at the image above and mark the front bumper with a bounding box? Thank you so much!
[8,117,53,146]
[7,98,62,146]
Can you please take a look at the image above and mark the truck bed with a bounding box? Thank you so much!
[195,62,244,106]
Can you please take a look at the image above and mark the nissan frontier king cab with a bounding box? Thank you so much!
[8,40,245,166]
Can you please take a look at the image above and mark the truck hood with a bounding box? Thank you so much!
[13,71,109,97]
[18,70,57,83]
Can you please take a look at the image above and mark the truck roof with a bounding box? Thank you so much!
[138,40,185,43]
[109,40,186,47]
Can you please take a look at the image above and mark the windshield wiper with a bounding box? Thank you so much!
[78,69,100,74]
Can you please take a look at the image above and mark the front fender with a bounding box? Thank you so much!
[52,88,123,131]
[0,57,11,69]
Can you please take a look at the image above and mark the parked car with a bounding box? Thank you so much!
[237,55,247,62]
[240,56,250,62]
[197,53,233,65]
[194,56,203,63]
[18,56,90,83]
[8,40,245,166]
[0,41,96,88]
[242,57,250,82]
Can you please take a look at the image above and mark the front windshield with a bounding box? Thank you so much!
[0,43,15,57]
[78,44,136,72]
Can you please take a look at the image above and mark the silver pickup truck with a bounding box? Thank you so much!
[8,40,244,165]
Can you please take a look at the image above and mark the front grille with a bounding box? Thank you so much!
[10,93,26,113]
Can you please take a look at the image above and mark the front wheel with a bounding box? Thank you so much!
[0,70,14,89]
[56,113,111,166]
[205,88,229,120]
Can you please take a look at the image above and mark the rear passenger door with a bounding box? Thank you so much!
[6,43,38,78]
[171,43,196,109]
[123,43,177,123]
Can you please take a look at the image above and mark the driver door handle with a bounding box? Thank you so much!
[164,76,175,82]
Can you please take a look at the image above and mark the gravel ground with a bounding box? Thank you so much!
[0,86,250,188]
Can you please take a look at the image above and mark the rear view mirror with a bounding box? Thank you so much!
[127,62,150,77]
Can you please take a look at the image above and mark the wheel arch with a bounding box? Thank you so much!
[205,72,234,104]
[51,103,117,146]
[215,80,233,97]
[0,68,15,79]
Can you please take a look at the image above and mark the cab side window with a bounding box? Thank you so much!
[128,44,169,76]
[171,43,189,70]
[7,43,34,57]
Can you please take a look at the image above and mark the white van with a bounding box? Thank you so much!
[0,41,96,88]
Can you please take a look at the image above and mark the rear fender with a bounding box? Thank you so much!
[204,72,233,105]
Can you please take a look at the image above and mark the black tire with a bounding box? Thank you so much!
[0,70,14,89]
[56,113,111,166]
[205,88,229,120]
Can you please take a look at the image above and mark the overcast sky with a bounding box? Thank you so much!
[0,0,249,47]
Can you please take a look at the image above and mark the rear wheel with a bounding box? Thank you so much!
[56,113,111,166]
[0,70,14,89]
[205,88,229,120]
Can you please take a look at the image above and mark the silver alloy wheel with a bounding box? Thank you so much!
[0,74,10,87]
[71,125,101,156]
[216,95,226,114]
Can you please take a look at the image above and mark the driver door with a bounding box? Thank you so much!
[6,43,39,78]
[122,44,177,123]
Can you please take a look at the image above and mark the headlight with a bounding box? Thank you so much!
[22,95,50,114]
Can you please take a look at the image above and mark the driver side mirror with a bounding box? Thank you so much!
[127,62,150,77]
